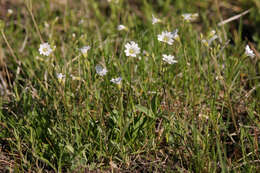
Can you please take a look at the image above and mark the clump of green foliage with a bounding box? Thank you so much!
[0,0,259,172]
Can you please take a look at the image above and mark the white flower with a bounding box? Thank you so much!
[108,0,119,3]
[201,30,219,46]
[117,24,127,31]
[95,65,108,76]
[245,45,255,58]
[56,73,65,83]
[201,39,207,45]
[182,13,192,21]
[208,35,218,46]
[152,14,160,25]
[209,30,216,37]
[57,73,65,79]
[7,9,13,15]
[182,13,199,22]
[79,19,84,24]
[124,41,140,57]
[162,54,178,64]
[110,77,122,84]
[158,31,174,45]
[44,22,50,28]
[80,46,91,55]
[172,29,180,41]
[39,43,53,56]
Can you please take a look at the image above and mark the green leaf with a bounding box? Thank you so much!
[135,105,155,119]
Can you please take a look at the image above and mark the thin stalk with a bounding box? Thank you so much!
[25,0,44,43]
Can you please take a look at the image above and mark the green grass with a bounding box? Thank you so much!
[0,0,259,172]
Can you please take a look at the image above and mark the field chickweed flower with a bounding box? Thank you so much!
[172,29,180,42]
[207,35,218,46]
[80,46,91,54]
[108,0,119,3]
[209,30,216,37]
[152,14,161,25]
[56,73,65,83]
[80,46,91,57]
[158,31,174,45]
[162,54,178,64]
[201,30,219,47]
[39,43,53,56]
[7,9,13,16]
[245,45,255,58]
[207,30,218,46]
[182,13,192,21]
[79,19,84,25]
[117,25,127,31]
[124,41,140,57]
[110,77,122,84]
[95,65,108,76]
[182,13,199,22]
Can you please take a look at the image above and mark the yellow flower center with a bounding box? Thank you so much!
[42,47,48,52]
[163,36,169,42]
[129,48,135,54]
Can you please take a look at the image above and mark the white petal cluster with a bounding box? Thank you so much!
[8,9,13,15]
[152,14,160,25]
[207,30,218,46]
[110,77,122,84]
[107,0,119,3]
[56,73,65,83]
[117,25,127,31]
[95,65,108,76]
[124,41,140,57]
[207,35,218,46]
[182,13,192,21]
[39,43,53,56]
[201,30,219,46]
[158,31,174,45]
[172,29,179,40]
[80,46,91,54]
[182,13,199,22]
[162,54,178,64]
[245,45,255,58]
